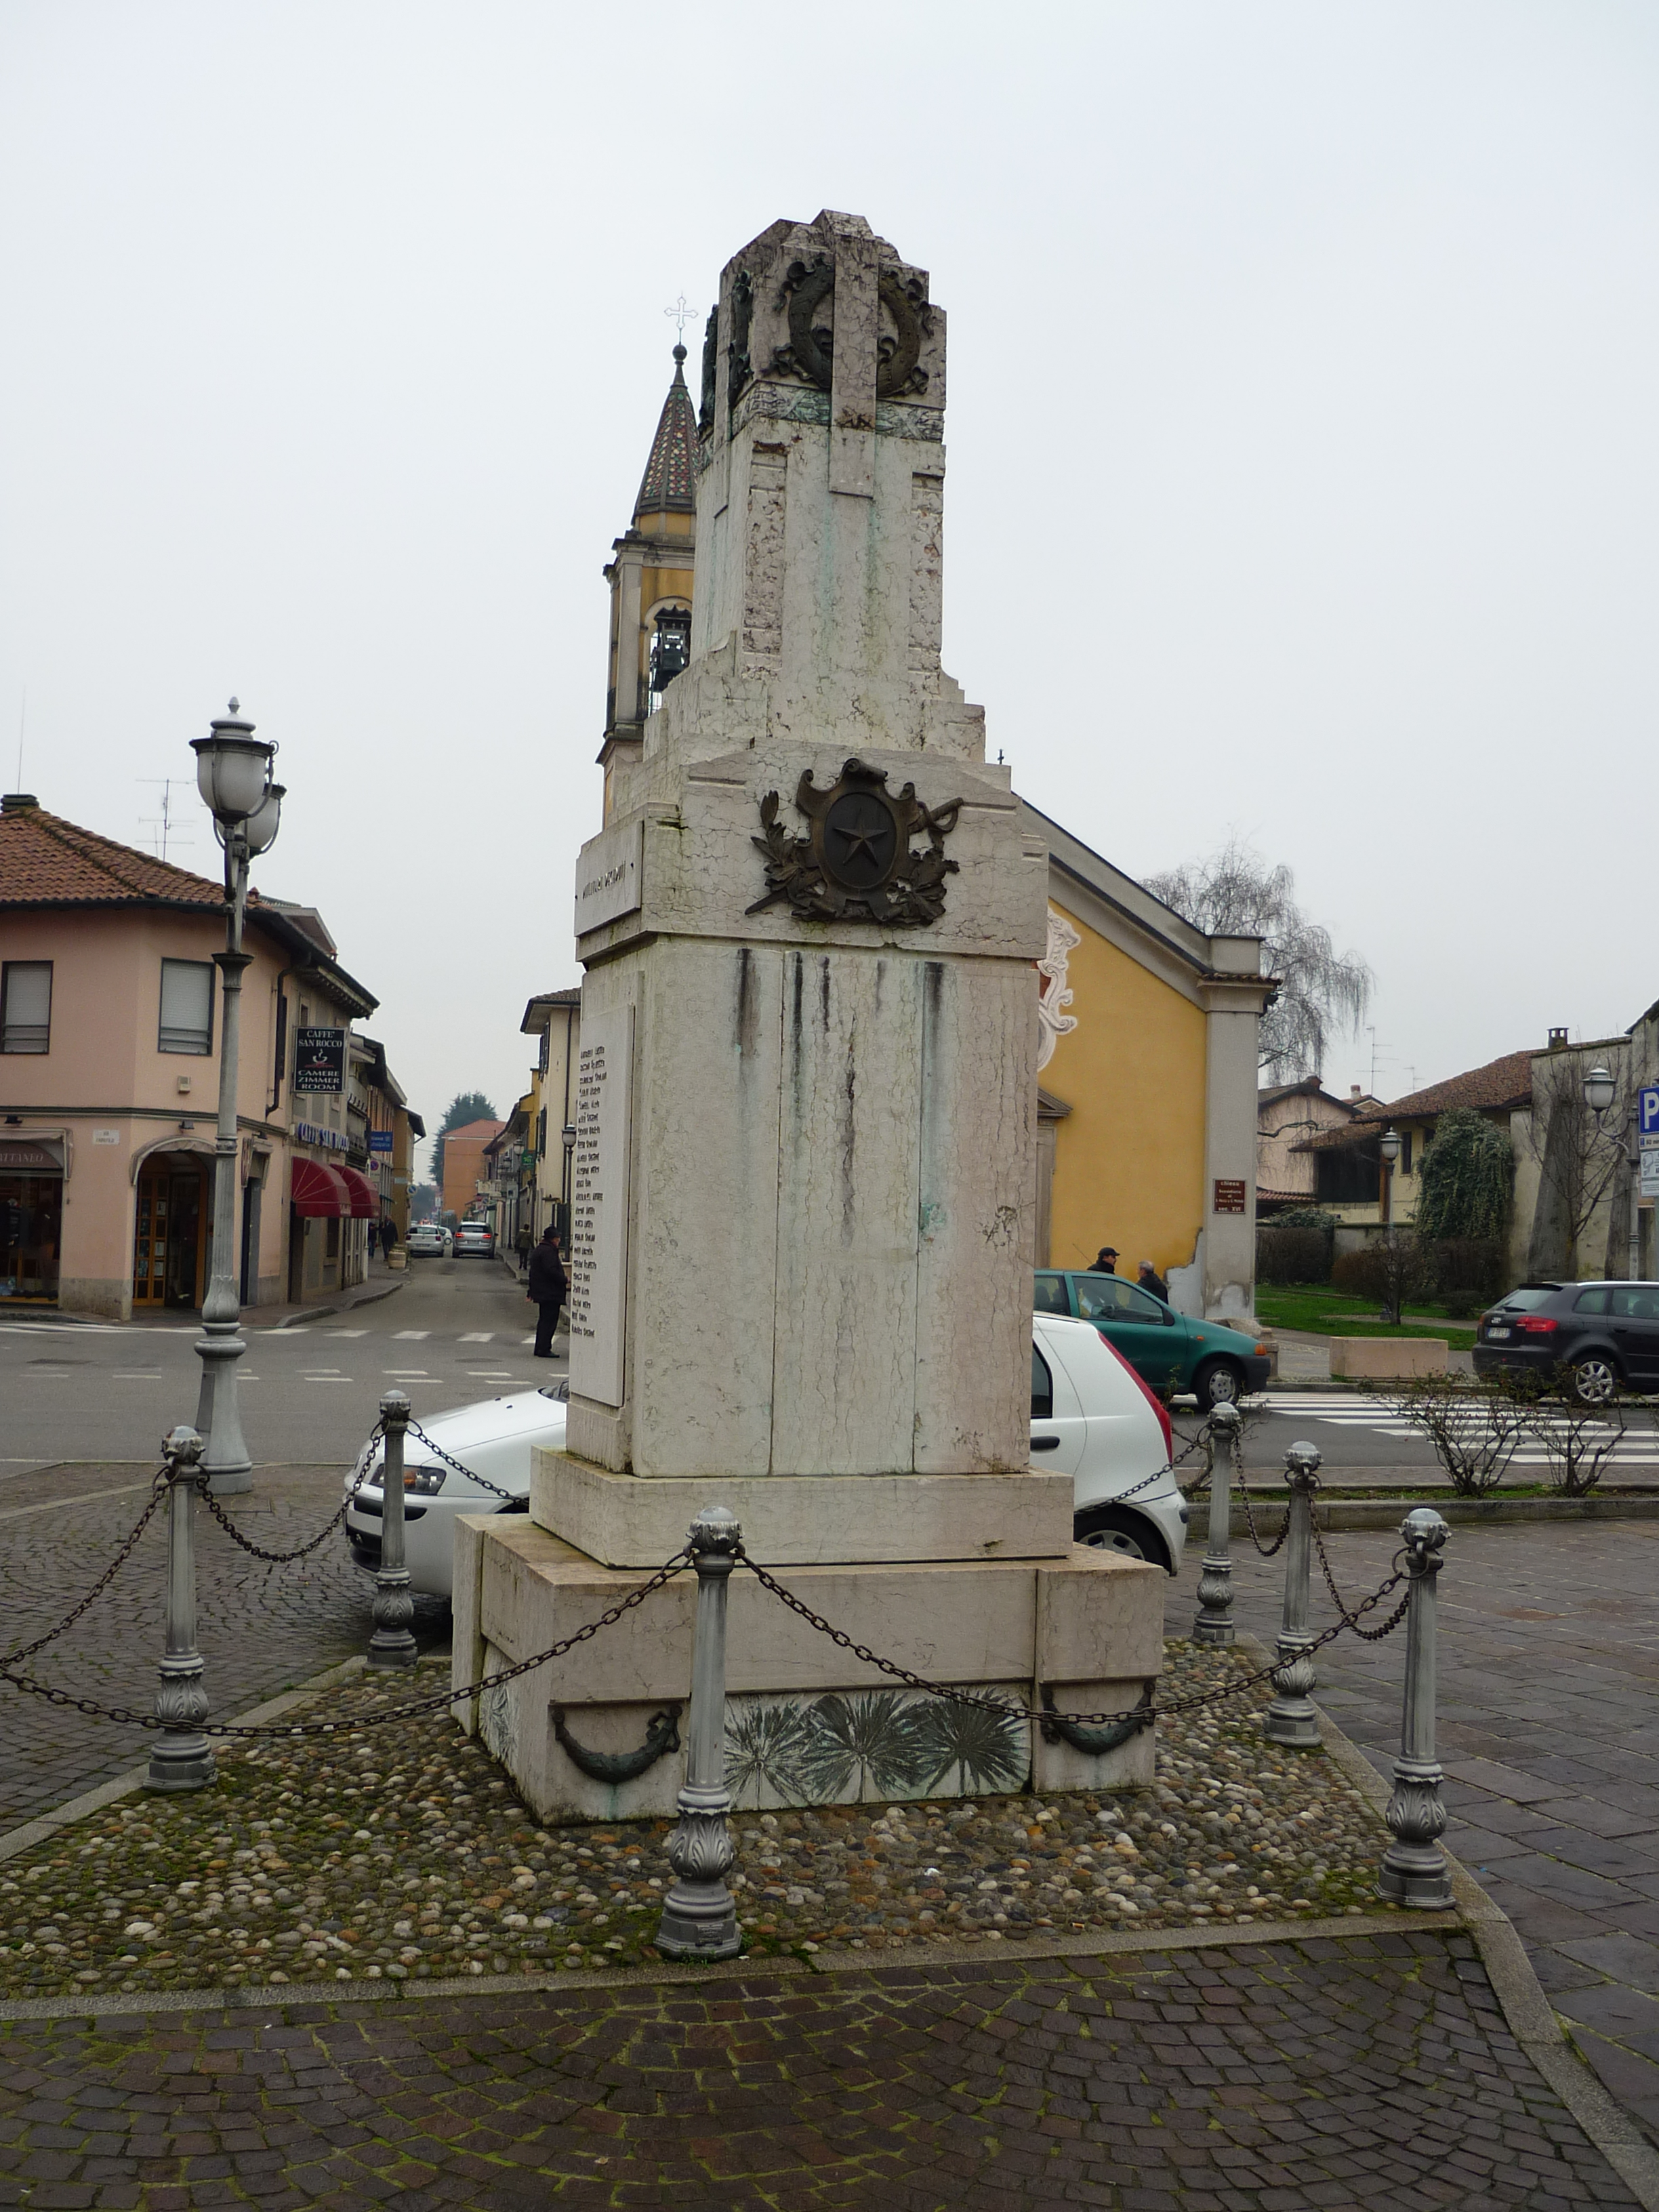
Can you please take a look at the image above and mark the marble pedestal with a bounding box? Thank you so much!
[453,1513,1162,1824]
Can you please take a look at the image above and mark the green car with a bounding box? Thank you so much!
[1034,1270,1271,1410]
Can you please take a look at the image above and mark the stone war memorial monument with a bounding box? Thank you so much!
[454,210,1163,1821]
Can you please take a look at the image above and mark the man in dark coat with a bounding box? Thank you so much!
[1137,1259,1169,1303]
[527,1225,568,1358]
[1089,1246,1118,1274]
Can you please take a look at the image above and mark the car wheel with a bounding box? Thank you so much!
[1073,1504,1170,1570]
[1570,1355,1620,1406]
[1193,1357,1246,1411]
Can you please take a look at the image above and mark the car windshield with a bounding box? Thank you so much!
[1076,1275,1166,1324]
[1496,1286,1560,1311]
[537,1381,569,1402]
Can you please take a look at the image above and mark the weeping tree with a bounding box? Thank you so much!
[1146,838,1371,1083]
[1415,1109,1513,1242]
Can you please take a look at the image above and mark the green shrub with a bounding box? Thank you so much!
[1416,1108,1513,1242]
[1429,1236,1508,1317]
[1256,1225,1330,1284]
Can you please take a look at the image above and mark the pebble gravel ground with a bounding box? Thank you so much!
[0,1643,1395,2000]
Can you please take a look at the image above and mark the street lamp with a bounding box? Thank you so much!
[1583,1064,1640,1280]
[1376,1126,1404,1324]
[188,699,280,1496]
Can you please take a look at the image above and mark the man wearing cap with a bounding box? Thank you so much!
[1089,1246,1118,1274]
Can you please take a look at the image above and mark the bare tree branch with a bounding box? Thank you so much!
[1146,837,1372,1082]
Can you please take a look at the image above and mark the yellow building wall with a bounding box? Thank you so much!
[1043,901,1208,1276]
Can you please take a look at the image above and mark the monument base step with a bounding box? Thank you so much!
[453,1515,1164,1824]
[531,1448,1078,1568]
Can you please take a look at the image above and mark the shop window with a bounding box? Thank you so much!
[326,1216,341,1260]
[159,960,214,1054]
[1,962,52,1054]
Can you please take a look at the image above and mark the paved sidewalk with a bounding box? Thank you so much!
[0,1464,445,1832]
[1168,1517,1659,2149]
[0,1936,1638,2209]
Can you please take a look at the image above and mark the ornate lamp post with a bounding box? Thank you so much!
[1583,1064,1641,1282]
[188,701,283,1497]
[1377,1126,1404,1325]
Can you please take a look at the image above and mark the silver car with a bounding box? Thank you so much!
[453,1221,494,1256]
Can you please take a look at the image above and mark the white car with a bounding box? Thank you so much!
[344,1317,1187,1599]
[405,1223,451,1256]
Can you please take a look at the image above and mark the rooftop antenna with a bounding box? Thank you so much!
[137,777,194,861]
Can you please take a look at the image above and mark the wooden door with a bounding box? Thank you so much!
[132,1168,168,1306]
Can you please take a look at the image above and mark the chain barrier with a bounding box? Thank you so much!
[0,1549,694,1738]
[1313,1523,1412,1641]
[197,1421,387,1565]
[734,1546,1408,1732]
[1,1476,169,1673]
[1238,1415,1300,1557]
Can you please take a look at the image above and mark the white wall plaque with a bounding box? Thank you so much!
[574,817,643,937]
[567,1005,634,1408]
[91,1128,121,1145]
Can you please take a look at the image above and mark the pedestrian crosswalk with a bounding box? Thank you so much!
[1262,1391,1659,1465]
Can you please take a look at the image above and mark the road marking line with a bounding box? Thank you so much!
[0,1482,151,1523]
[393,1330,430,1340]
[328,1330,369,1338]
[459,1332,495,1343]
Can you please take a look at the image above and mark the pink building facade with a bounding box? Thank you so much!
[1,794,382,1319]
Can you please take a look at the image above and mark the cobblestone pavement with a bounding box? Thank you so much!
[0,1464,447,1833]
[0,1933,1639,2209]
[1166,1513,1659,2148]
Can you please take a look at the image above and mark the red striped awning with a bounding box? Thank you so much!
[290,1158,352,1218]
[337,1166,377,1219]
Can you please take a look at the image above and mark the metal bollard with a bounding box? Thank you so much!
[1191,1403,1240,1645]
[1378,1508,1454,1908]
[656,1507,742,1961]
[368,1389,419,1669]
[145,1425,216,1793]
[1263,1439,1322,1748]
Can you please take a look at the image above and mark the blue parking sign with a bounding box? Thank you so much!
[1642,1087,1659,1140]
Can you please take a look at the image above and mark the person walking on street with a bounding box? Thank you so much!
[1090,1246,1118,1275]
[528,1225,567,1359]
[380,1217,398,1263]
[1137,1258,1169,1303]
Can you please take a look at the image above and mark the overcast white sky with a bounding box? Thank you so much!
[3,2,1656,1158]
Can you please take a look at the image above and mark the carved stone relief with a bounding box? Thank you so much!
[768,258,932,400]
[1037,906,1081,1071]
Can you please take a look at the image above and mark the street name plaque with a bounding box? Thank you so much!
[567,1005,633,1408]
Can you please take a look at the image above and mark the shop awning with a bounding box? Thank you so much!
[337,1166,377,1218]
[290,1158,352,1218]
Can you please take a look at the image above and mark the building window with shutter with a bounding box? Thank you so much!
[159,960,215,1054]
[0,962,52,1053]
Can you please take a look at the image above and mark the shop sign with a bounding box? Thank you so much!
[369,1130,394,1153]
[0,1141,62,1173]
[293,1120,350,1153]
[294,1029,346,1094]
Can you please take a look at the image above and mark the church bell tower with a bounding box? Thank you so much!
[598,343,697,820]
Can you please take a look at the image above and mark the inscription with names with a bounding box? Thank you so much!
[567,1006,633,1408]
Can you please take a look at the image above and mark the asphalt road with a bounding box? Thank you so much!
[0,1256,566,1477]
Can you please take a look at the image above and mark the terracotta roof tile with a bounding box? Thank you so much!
[1292,1050,1536,1150]
[0,799,226,909]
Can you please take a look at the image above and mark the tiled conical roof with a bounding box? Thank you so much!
[634,346,698,520]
